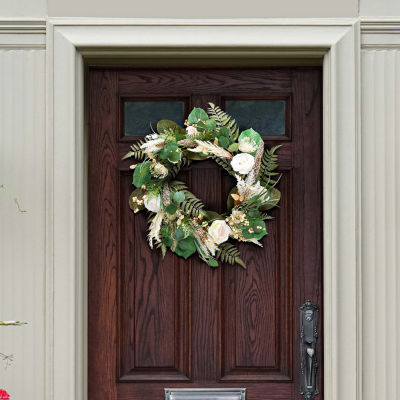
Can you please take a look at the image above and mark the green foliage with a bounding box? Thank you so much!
[238,128,262,155]
[157,119,185,135]
[166,203,177,215]
[188,107,209,124]
[174,237,197,259]
[210,155,236,177]
[173,191,186,203]
[207,258,219,267]
[133,161,152,188]
[122,140,146,161]
[216,243,246,269]
[258,145,281,185]
[227,142,239,153]
[217,136,230,148]
[159,141,181,164]
[173,229,185,240]
[180,190,206,217]
[129,188,145,211]
[207,102,240,140]
[241,219,267,240]
[259,187,281,211]
[168,156,191,178]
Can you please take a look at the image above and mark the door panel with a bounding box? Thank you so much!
[88,67,322,399]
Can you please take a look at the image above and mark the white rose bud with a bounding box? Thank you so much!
[231,153,255,175]
[144,194,162,213]
[208,220,232,245]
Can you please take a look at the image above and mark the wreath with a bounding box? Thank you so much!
[124,103,281,268]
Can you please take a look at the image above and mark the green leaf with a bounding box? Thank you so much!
[238,128,262,154]
[259,187,281,211]
[157,119,185,134]
[217,136,230,148]
[173,191,186,203]
[188,107,209,124]
[205,119,217,131]
[168,150,181,163]
[242,220,267,240]
[166,203,177,215]
[173,229,185,240]
[132,161,152,188]
[175,237,197,259]
[208,258,219,267]
[227,143,239,153]
[166,141,178,150]
[163,236,173,247]
[219,126,230,137]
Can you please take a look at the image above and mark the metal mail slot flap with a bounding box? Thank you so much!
[165,388,246,400]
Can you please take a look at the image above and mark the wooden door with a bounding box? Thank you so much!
[88,67,322,399]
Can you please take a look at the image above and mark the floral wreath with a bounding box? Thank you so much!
[124,103,281,268]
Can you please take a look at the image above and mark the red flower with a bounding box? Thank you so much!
[0,389,10,400]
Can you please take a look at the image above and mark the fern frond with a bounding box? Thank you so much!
[180,190,206,217]
[122,140,146,161]
[210,155,236,177]
[168,156,191,179]
[216,242,246,269]
[207,103,240,140]
[258,145,281,185]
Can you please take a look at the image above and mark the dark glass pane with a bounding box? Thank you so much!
[225,100,286,136]
[124,101,185,136]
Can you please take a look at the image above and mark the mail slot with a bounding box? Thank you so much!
[164,388,246,400]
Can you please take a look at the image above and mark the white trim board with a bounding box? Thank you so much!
[46,18,361,400]
[361,18,400,48]
[0,20,46,48]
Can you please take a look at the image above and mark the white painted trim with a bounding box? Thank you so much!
[361,18,400,48]
[0,20,46,48]
[46,18,361,400]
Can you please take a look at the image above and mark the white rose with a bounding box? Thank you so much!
[238,137,258,153]
[231,153,255,175]
[144,194,162,213]
[186,125,198,136]
[208,220,232,245]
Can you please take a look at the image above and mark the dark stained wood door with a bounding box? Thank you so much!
[88,67,322,399]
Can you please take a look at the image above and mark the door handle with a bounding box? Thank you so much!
[300,300,319,399]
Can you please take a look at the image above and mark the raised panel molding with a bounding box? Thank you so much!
[361,48,400,400]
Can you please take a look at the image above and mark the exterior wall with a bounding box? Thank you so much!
[47,0,358,18]
[0,0,46,18]
[0,48,46,399]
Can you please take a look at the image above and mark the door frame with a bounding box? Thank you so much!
[45,18,361,400]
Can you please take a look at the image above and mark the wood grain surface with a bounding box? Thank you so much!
[88,67,323,399]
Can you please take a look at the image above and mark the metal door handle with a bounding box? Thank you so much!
[300,300,319,399]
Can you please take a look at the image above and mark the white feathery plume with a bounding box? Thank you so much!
[148,210,164,249]
[188,140,232,159]
[245,140,264,186]
[140,138,165,154]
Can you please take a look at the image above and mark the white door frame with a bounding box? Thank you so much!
[46,18,361,400]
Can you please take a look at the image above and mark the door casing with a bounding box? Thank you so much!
[46,18,361,400]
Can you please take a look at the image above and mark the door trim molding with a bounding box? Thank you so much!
[46,18,361,400]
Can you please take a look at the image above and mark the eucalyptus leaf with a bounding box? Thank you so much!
[208,258,219,267]
[218,136,230,148]
[188,107,209,124]
[205,119,217,131]
[227,143,239,153]
[173,191,186,203]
